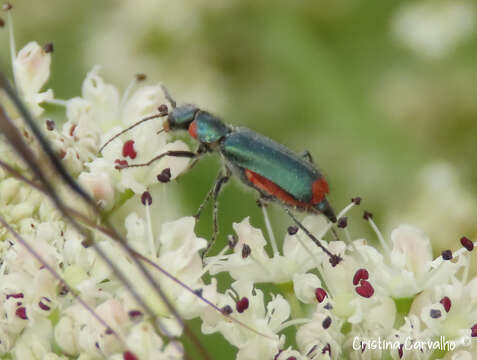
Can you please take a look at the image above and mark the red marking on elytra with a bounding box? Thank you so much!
[245,169,327,208]
[312,177,329,204]
[188,120,198,139]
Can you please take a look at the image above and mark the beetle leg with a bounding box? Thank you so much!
[300,150,314,164]
[257,197,279,256]
[194,171,223,221]
[201,169,231,261]
[172,144,208,182]
[118,150,199,169]
[284,208,342,267]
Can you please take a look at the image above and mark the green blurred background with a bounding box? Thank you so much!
[1,0,477,357]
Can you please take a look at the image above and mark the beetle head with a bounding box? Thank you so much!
[163,104,199,132]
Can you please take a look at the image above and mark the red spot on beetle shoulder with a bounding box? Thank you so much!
[188,120,198,139]
[311,177,329,204]
[245,169,309,207]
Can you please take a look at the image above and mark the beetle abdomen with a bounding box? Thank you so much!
[221,128,327,204]
[243,168,328,209]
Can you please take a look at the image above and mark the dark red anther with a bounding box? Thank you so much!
[141,191,152,206]
[128,310,143,321]
[430,309,441,319]
[105,327,113,335]
[315,288,327,303]
[363,211,373,220]
[322,343,331,355]
[43,43,54,53]
[194,288,203,297]
[16,307,27,320]
[6,293,24,299]
[440,297,451,312]
[2,3,12,11]
[441,250,453,260]
[287,358,297,360]
[355,280,374,298]
[221,305,233,315]
[352,197,362,205]
[46,119,55,131]
[38,297,51,311]
[114,159,128,169]
[59,150,66,159]
[135,73,146,81]
[353,268,369,286]
[287,226,298,235]
[322,316,332,329]
[337,216,348,228]
[242,244,251,258]
[228,234,238,249]
[471,324,477,337]
[158,104,168,113]
[398,344,404,358]
[236,297,249,313]
[123,351,138,360]
[58,285,68,296]
[122,140,137,159]
[461,236,474,251]
[69,124,77,137]
[81,239,93,248]
[157,168,171,183]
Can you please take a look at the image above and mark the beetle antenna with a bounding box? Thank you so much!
[160,83,177,108]
[99,111,168,153]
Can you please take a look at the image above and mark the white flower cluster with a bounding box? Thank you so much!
[1,13,477,360]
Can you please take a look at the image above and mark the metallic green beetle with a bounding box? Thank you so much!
[114,91,341,265]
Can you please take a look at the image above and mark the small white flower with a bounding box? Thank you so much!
[13,42,54,116]
[293,273,323,304]
[411,276,477,350]
[202,280,288,360]
[392,0,476,58]
[208,216,325,284]
[296,308,343,359]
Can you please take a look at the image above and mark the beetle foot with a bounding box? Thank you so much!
[329,254,343,267]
